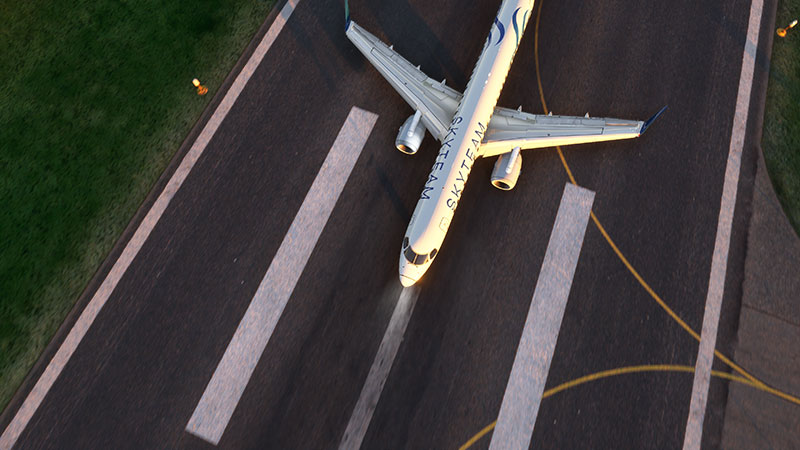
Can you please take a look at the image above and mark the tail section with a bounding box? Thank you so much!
[345,0,351,31]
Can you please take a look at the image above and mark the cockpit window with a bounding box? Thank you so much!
[403,245,415,263]
[403,245,428,265]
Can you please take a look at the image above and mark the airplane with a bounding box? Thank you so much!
[344,0,666,287]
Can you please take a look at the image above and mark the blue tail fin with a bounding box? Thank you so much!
[345,0,351,31]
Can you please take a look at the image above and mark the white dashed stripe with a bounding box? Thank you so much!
[683,0,763,447]
[490,183,595,450]
[185,106,378,445]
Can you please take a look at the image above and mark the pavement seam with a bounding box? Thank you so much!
[740,303,800,328]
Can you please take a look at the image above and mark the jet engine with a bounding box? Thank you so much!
[490,147,522,190]
[395,111,426,154]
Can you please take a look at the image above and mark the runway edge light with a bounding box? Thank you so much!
[777,19,798,37]
[192,78,209,96]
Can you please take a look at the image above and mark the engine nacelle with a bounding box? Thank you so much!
[490,147,522,190]
[395,112,426,154]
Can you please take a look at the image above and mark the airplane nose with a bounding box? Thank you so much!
[399,274,416,287]
[398,251,419,287]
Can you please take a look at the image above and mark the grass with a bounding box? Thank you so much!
[763,2,800,236]
[0,0,274,409]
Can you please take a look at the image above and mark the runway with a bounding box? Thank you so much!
[0,0,778,448]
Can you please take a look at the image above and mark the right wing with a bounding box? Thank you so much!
[479,107,652,158]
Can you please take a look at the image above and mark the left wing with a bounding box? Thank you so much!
[345,20,461,141]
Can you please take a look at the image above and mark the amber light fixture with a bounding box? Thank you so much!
[192,78,208,96]
[777,19,798,37]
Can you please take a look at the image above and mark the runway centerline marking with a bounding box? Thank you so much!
[683,0,763,447]
[339,286,420,450]
[489,183,594,450]
[0,1,300,448]
[185,106,378,445]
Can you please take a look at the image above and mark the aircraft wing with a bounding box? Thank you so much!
[480,107,640,158]
[345,20,666,158]
[345,21,461,141]
[479,106,666,158]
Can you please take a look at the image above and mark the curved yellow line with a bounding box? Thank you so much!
[586,211,766,387]
[459,420,497,450]
[541,365,755,398]
[532,0,794,394]
[461,3,800,450]
[533,2,577,186]
[459,364,790,450]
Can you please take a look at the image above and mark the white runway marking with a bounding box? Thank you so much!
[338,287,420,450]
[682,0,763,447]
[489,183,595,450]
[186,106,378,445]
[0,2,300,448]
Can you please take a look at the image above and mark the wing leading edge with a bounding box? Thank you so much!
[345,19,663,159]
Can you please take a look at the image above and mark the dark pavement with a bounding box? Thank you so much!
[719,144,800,449]
[2,0,795,448]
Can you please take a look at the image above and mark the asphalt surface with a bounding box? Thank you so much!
[0,0,780,448]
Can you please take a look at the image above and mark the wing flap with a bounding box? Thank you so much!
[480,107,644,158]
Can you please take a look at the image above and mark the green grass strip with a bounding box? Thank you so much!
[763,3,800,235]
[0,0,275,409]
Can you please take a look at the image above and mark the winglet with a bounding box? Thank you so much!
[639,105,667,135]
[345,0,352,31]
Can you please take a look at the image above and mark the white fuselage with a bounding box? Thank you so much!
[399,0,535,286]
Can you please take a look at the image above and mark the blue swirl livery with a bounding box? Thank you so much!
[493,16,506,46]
